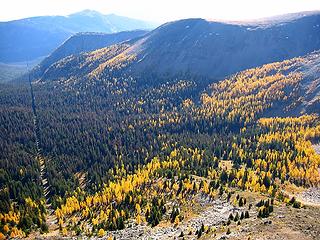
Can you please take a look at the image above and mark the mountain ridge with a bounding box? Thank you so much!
[37,12,320,85]
[28,30,148,81]
[0,10,156,63]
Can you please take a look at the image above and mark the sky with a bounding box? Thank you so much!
[0,0,319,23]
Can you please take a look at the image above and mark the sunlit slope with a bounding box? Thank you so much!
[27,30,147,81]
[38,11,320,83]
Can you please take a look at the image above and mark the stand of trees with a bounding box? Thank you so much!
[0,54,319,236]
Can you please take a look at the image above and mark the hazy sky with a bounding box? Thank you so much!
[0,0,319,23]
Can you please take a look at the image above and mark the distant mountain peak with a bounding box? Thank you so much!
[0,10,156,63]
[70,9,103,17]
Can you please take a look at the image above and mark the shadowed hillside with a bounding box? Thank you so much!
[0,10,155,63]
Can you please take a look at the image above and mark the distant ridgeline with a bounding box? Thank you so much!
[0,10,155,63]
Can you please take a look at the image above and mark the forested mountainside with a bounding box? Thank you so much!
[0,10,155,63]
[28,30,148,81]
[37,11,320,83]
[0,49,319,238]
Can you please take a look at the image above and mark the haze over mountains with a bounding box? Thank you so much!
[0,10,155,63]
[38,11,320,85]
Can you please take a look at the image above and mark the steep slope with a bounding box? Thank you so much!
[30,30,147,80]
[40,11,320,83]
[202,51,320,117]
[41,47,320,116]
[0,10,155,63]
[130,12,320,79]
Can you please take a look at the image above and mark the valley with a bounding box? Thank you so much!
[0,9,319,240]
